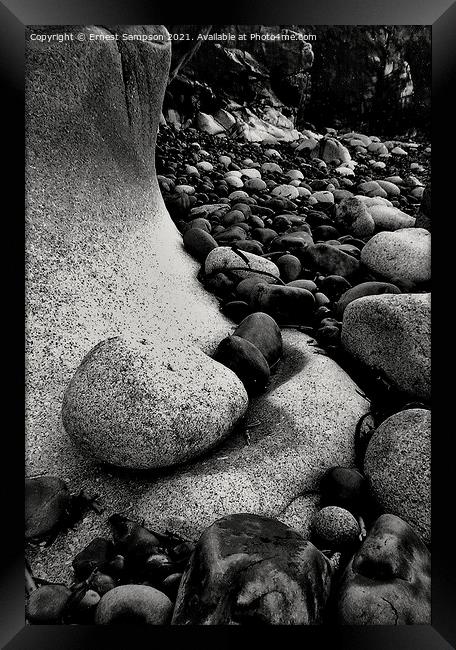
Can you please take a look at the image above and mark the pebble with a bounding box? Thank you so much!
[271,184,300,200]
[310,506,360,548]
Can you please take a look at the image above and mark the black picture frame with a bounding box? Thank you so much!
[1,0,452,647]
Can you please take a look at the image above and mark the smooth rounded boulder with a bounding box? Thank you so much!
[341,293,430,401]
[62,336,248,469]
[364,409,431,543]
[172,514,333,625]
[361,228,431,285]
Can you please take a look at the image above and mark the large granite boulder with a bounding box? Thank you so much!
[336,514,431,624]
[62,336,248,470]
[361,228,431,286]
[364,409,431,543]
[172,514,332,625]
[341,293,431,401]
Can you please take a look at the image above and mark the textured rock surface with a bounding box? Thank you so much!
[336,514,431,624]
[341,293,431,401]
[364,409,431,543]
[361,228,431,285]
[62,336,248,469]
[172,514,333,625]
[95,585,173,624]
[29,329,367,581]
[25,26,235,576]
[310,506,360,548]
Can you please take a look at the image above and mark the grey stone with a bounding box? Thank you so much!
[62,336,248,470]
[306,243,360,279]
[335,197,375,239]
[341,293,431,401]
[95,585,173,624]
[361,228,431,285]
[358,181,388,198]
[375,180,401,196]
[364,409,431,543]
[365,204,416,231]
[205,246,280,280]
[310,506,360,548]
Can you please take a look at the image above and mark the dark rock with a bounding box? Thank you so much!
[183,227,218,262]
[320,466,367,515]
[233,240,264,255]
[172,513,332,625]
[252,227,279,246]
[250,284,316,324]
[335,281,401,317]
[276,254,302,282]
[415,185,431,231]
[336,514,431,624]
[72,538,114,580]
[305,244,360,280]
[25,476,71,540]
[26,584,72,624]
[312,225,341,241]
[317,275,352,302]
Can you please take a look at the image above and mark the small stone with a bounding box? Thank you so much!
[205,246,280,280]
[271,184,300,200]
[310,506,360,549]
[95,585,173,624]
[312,191,334,204]
[358,181,388,198]
[244,177,267,191]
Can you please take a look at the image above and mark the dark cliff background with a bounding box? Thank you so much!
[164,25,431,137]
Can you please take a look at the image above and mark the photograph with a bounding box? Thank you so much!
[0,1,451,645]
[24,22,432,627]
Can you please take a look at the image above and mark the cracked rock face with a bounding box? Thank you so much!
[335,514,431,625]
[172,513,333,625]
